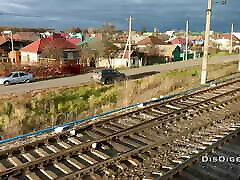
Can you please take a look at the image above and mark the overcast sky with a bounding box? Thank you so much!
[0,0,239,32]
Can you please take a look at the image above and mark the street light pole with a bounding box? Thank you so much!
[201,0,212,85]
[185,19,189,61]
[10,31,14,53]
[128,16,132,67]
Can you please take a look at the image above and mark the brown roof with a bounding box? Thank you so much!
[0,36,8,46]
[137,36,169,46]
[214,34,240,41]
[189,36,203,41]
[20,37,77,53]
[13,32,39,41]
[122,50,134,58]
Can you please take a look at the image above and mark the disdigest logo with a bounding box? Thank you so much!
[202,155,240,163]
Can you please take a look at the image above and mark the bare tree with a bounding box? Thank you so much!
[79,38,119,67]
[100,22,116,33]
[67,27,82,33]
[41,48,64,61]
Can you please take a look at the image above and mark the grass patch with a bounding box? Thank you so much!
[209,51,238,58]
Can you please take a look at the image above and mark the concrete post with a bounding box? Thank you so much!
[230,24,234,54]
[201,0,212,85]
[185,20,189,61]
[128,16,132,68]
[238,54,240,72]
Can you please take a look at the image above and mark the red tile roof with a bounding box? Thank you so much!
[66,38,82,45]
[169,37,192,45]
[20,37,77,53]
[214,34,240,41]
[137,36,168,46]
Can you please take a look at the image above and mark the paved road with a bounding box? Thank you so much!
[0,55,239,97]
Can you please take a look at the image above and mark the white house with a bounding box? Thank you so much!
[165,31,175,38]
[97,50,142,68]
[20,37,78,64]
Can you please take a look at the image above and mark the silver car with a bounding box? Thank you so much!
[0,72,34,85]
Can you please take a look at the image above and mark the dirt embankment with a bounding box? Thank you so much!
[0,62,238,138]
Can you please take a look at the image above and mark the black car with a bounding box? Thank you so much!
[92,69,126,84]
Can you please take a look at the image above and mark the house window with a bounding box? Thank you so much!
[64,52,68,59]
[68,52,74,59]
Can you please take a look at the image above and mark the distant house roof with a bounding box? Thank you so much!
[233,33,240,40]
[60,33,70,38]
[77,37,96,46]
[20,37,77,53]
[0,36,8,46]
[137,36,169,46]
[158,45,179,57]
[169,37,192,45]
[189,36,204,41]
[13,32,39,42]
[158,44,178,51]
[67,38,82,45]
[214,34,240,41]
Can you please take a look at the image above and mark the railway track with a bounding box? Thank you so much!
[59,98,240,180]
[171,123,240,180]
[0,79,240,179]
[157,103,240,180]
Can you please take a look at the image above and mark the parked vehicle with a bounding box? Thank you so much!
[92,69,126,84]
[0,72,34,85]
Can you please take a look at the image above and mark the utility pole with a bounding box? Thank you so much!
[128,16,132,67]
[238,47,240,72]
[201,0,212,85]
[185,19,189,61]
[10,32,14,53]
[238,52,240,72]
[230,23,234,54]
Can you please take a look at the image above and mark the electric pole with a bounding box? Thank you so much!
[128,16,132,67]
[238,53,240,72]
[122,16,133,67]
[201,0,212,85]
[185,20,189,61]
[230,23,234,54]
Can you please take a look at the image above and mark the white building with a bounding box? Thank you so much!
[165,31,175,38]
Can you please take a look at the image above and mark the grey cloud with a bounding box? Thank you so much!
[0,0,239,32]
